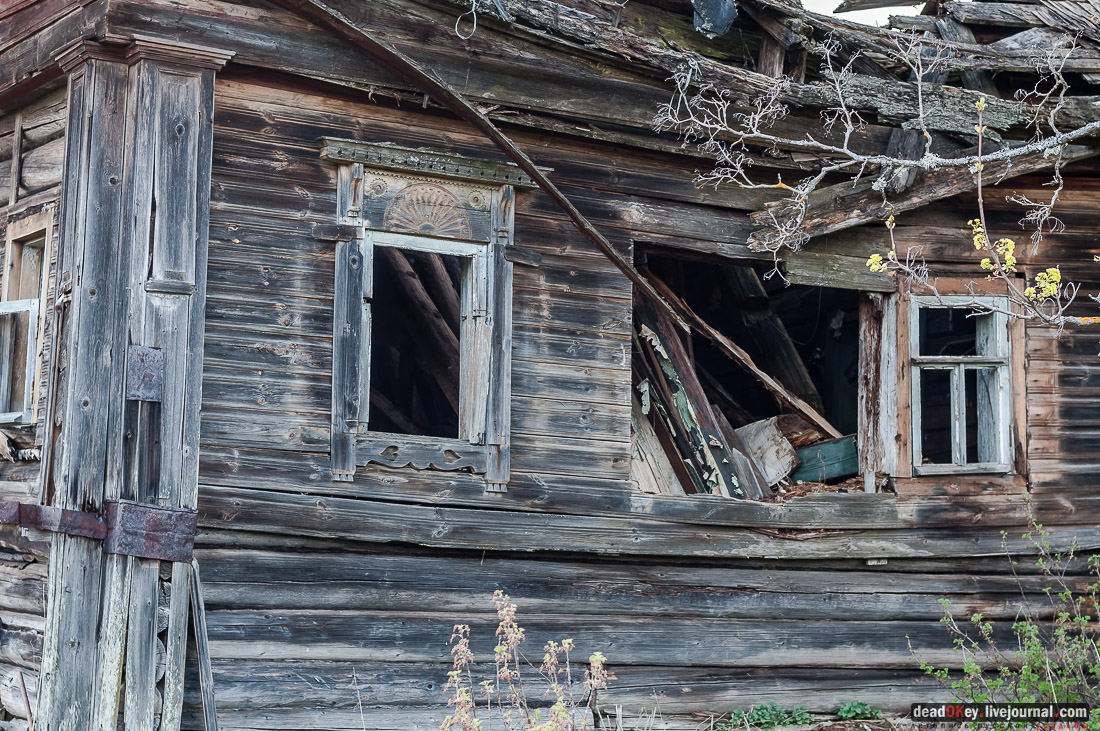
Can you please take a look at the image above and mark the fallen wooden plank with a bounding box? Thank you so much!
[630,395,686,496]
[638,300,762,498]
[722,264,823,412]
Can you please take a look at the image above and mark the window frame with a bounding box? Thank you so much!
[1,211,53,426]
[321,139,529,490]
[355,229,494,469]
[907,294,1013,476]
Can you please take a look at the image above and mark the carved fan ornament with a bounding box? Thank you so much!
[383,183,473,238]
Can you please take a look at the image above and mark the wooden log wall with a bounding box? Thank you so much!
[4,0,1099,726]
[203,76,634,487]
[190,73,1100,728]
[0,85,65,728]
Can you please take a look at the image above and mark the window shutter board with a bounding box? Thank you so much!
[331,164,366,481]
[22,299,39,423]
[359,231,374,431]
[460,249,492,445]
[485,187,514,488]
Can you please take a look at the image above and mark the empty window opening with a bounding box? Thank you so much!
[631,254,862,500]
[918,306,978,356]
[368,247,463,439]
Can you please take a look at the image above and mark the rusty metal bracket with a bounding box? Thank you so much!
[105,500,197,562]
[0,499,196,561]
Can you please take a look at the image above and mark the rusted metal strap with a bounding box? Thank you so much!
[0,501,107,539]
[0,499,197,562]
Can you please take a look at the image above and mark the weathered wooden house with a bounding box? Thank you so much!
[2,0,1100,728]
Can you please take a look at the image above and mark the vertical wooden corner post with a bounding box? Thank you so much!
[36,37,232,731]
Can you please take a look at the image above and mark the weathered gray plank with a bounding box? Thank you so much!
[196,484,1100,559]
[192,547,1078,621]
[199,608,1005,669]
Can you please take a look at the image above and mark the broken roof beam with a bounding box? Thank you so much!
[758,0,1100,75]
[645,273,843,440]
[740,1,812,81]
[944,1,1046,28]
[440,0,1093,137]
[747,143,1100,246]
[449,0,1041,135]
[833,0,932,14]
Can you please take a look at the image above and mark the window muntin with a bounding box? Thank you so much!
[909,295,1011,475]
[0,228,47,424]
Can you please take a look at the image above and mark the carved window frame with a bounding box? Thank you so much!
[321,139,531,490]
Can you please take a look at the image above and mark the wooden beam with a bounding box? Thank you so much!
[748,143,1100,246]
[639,299,766,498]
[883,34,947,195]
[758,33,786,78]
[633,365,699,496]
[740,1,807,48]
[645,273,843,439]
[377,247,460,413]
[945,1,1044,27]
[7,110,20,206]
[834,0,928,12]
[721,264,824,414]
[197,483,1100,559]
[419,251,460,334]
[936,19,999,98]
[633,333,709,494]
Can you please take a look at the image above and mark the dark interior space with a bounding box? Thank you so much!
[367,247,463,438]
[642,253,861,435]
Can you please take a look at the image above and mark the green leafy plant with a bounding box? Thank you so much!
[836,701,883,721]
[718,702,814,729]
[916,515,1100,731]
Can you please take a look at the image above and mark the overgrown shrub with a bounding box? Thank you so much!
[917,517,1100,730]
